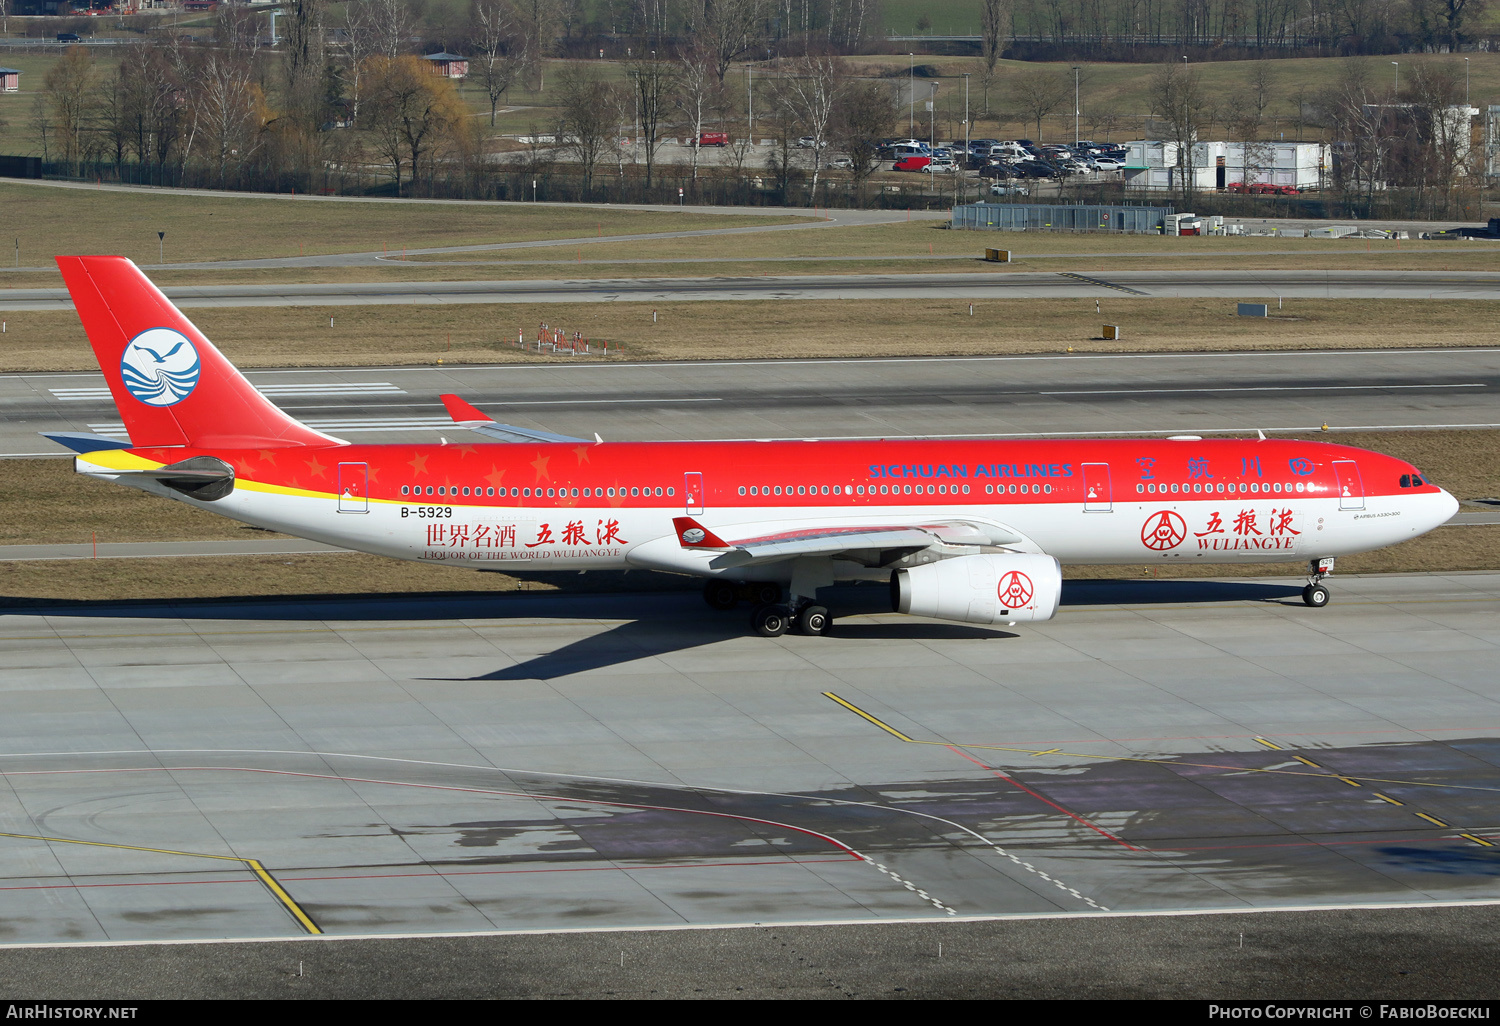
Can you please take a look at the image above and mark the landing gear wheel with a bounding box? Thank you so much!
[1303,583,1330,608]
[703,580,739,611]
[795,604,831,636]
[750,582,782,606]
[751,604,790,637]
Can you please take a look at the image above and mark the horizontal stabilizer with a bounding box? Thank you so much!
[439,393,588,444]
[42,431,133,454]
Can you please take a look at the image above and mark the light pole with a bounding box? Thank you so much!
[963,72,971,202]
[930,82,936,150]
[1392,61,1399,97]
[747,65,753,136]
[1465,57,1470,107]
[909,53,915,135]
[1072,65,1081,146]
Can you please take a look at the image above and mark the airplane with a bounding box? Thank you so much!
[48,256,1459,636]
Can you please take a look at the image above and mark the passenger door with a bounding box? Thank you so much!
[1082,463,1113,512]
[1333,460,1365,511]
[684,472,705,515]
[338,462,368,513]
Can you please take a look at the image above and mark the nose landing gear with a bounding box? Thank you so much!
[1302,557,1335,608]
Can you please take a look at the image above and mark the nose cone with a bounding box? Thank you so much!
[1425,488,1461,532]
[1437,488,1460,524]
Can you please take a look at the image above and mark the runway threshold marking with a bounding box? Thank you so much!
[0,830,322,935]
[1056,272,1150,296]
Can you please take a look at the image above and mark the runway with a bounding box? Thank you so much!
[1,571,1498,945]
[4,269,1500,310]
[5,348,1498,456]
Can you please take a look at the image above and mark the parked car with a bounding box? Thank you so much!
[796,136,827,148]
[990,183,1030,196]
[893,156,932,172]
[978,163,1013,180]
[829,156,854,170]
[923,159,958,173]
[1092,157,1124,171]
[989,144,1028,161]
[1013,160,1060,179]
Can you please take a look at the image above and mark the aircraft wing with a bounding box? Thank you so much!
[671,516,1019,569]
[439,394,589,444]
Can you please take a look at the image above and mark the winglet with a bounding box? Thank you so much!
[672,516,730,549]
[440,393,493,424]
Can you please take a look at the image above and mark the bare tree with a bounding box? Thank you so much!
[1087,106,1124,142]
[628,52,679,188]
[344,0,378,122]
[370,0,416,57]
[516,0,558,91]
[279,0,327,131]
[470,0,521,127]
[776,55,844,201]
[42,45,96,171]
[558,66,618,193]
[1148,60,1209,204]
[29,93,51,164]
[676,40,719,179]
[833,76,899,204]
[1009,66,1067,143]
[978,0,1010,114]
[190,50,266,186]
[695,0,764,82]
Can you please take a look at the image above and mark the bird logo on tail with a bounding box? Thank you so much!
[120,328,202,407]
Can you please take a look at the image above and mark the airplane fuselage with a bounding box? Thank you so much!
[79,436,1458,583]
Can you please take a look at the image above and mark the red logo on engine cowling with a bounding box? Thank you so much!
[1141,510,1187,551]
[997,571,1034,609]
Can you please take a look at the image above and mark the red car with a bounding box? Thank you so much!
[694,132,729,147]
[894,156,932,172]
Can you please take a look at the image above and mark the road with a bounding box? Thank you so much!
[0,572,1497,956]
[4,268,1499,310]
[5,347,1497,458]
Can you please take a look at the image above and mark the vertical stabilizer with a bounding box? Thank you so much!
[57,256,338,449]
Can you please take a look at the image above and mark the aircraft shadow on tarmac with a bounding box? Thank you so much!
[1,576,1302,623]
[2,577,1301,681]
[458,616,1017,682]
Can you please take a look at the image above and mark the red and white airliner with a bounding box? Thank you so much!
[51,256,1459,635]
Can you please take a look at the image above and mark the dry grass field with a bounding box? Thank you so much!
[0,428,1493,603]
[0,181,811,267]
[0,296,1494,372]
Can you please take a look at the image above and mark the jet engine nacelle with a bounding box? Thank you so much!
[892,553,1062,624]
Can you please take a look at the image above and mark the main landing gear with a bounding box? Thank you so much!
[1302,557,1335,608]
[702,580,832,637]
[750,602,830,637]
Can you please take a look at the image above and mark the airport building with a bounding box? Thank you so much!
[1124,140,1331,192]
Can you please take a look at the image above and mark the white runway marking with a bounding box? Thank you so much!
[51,382,406,401]
[1040,383,1486,396]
